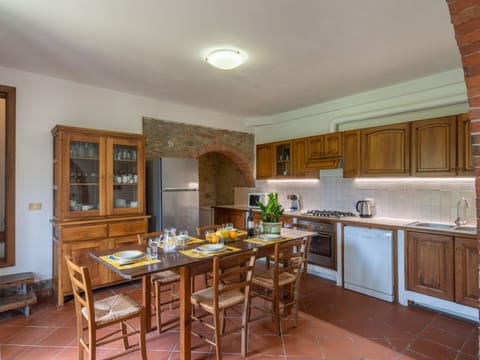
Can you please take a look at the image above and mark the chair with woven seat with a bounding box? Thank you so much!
[266,222,313,279]
[64,255,147,360]
[191,248,257,360]
[251,237,307,335]
[137,231,180,333]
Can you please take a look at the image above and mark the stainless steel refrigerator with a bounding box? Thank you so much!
[147,158,199,235]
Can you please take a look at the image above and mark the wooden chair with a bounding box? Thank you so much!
[251,238,308,335]
[137,231,180,333]
[195,224,222,238]
[191,248,257,360]
[64,255,147,360]
[266,222,313,279]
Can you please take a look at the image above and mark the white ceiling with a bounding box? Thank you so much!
[0,0,461,118]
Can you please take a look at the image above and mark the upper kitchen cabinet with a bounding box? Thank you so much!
[52,125,146,221]
[411,116,456,176]
[292,138,319,178]
[457,113,473,176]
[273,140,292,177]
[255,144,274,179]
[361,122,410,177]
[306,132,343,169]
[343,130,361,178]
[256,139,318,179]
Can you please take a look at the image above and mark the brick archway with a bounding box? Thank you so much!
[193,143,255,187]
[446,0,480,354]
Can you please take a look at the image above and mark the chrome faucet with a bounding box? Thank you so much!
[454,197,469,226]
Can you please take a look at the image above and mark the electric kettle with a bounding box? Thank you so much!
[356,200,374,218]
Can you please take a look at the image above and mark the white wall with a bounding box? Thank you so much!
[248,69,468,143]
[0,65,247,280]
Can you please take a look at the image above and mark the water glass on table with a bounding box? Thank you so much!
[147,237,159,259]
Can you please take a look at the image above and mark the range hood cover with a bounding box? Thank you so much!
[305,158,342,169]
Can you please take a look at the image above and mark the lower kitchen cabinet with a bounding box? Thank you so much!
[454,237,479,307]
[52,216,148,306]
[406,231,454,301]
[406,231,478,307]
[213,207,247,229]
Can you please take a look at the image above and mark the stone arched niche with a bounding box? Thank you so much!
[142,117,255,208]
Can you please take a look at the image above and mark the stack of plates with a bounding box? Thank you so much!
[111,250,146,264]
[196,244,225,253]
[258,234,281,241]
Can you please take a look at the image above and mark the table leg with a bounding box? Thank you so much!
[179,266,191,360]
[142,274,152,331]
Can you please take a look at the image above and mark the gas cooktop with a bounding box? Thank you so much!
[303,209,355,218]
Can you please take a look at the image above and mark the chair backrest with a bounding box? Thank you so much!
[212,248,257,310]
[273,238,307,280]
[195,225,221,238]
[64,255,95,325]
[137,231,164,245]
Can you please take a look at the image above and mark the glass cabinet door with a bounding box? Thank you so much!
[274,141,291,177]
[107,137,144,215]
[65,134,105,218]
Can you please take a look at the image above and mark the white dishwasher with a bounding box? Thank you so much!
[343,225,394,302]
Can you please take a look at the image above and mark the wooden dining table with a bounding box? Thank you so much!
[90,228,314,360]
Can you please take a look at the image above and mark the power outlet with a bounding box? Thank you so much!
[28,203,42,211]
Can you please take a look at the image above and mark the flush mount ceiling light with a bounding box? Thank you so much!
[205,48,247,70]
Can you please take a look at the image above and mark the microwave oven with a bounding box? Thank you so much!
[248,193,269,208]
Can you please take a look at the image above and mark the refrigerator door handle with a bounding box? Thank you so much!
[163,188,198,192]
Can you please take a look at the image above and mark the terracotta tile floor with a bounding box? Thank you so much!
[0,273,477,360]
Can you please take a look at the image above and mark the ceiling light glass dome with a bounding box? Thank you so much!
[205,49,247,70]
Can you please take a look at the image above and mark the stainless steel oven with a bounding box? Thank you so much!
[297,219,336,269]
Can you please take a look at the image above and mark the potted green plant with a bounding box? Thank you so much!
[257,193,284,234]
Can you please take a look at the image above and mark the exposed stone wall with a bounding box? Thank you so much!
[142,118,253,207]
[446,0,480,355]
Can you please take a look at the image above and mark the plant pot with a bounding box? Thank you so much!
[261,221,282,235]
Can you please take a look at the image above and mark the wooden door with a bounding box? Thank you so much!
[61,132,106,219]
[406,231,454,301]
[324,132,343,157]
[293,138,319,178]
[454,237,479,307]
[214,208,246,230]
[457,114,474,175]
[411,116,456,176]
[343,130,361,178]
[256,144,273,179]
[362,122,410,176]
[307,135,325,159]
[62,239,109,293]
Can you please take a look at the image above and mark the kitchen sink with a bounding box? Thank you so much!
[408,221,456,230]
[408,221,477,233]
[452,225,477,233]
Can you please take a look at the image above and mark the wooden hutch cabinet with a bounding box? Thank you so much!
[51,125,149,306]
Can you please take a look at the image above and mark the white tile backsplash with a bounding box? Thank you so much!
[237,176,476,225]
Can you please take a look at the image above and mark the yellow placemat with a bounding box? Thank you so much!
[101,255,161,269]
[174,236,205,246]
[243,237,292,246]
[179,245,240,258]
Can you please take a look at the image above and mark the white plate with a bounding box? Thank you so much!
[112,250,145,260]
[258,234,281,241]
[196,244,225,252]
